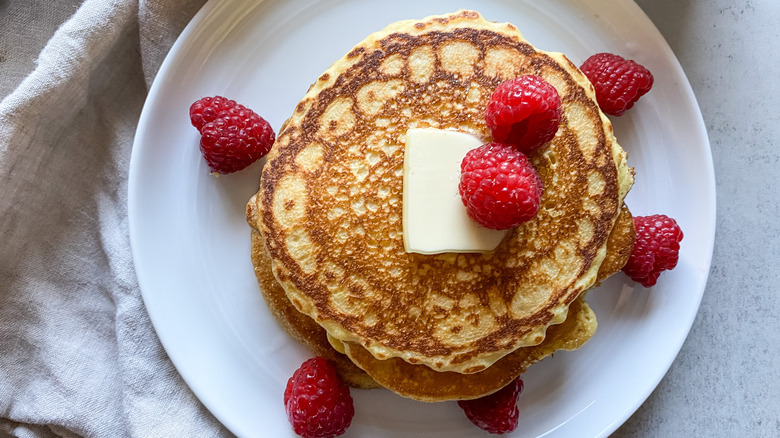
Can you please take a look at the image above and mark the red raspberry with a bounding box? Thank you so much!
[484,75,562,153]
[284,357,354,438]
[622,214,684,287]
[459,142,544,230]
[580,53,654,116]
[458,378,523,434]
[189,96,275,174]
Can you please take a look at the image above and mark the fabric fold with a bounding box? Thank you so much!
[0,0,228,436]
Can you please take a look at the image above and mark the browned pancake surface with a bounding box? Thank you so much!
[596,204,635,284]
[248,197,633,399]
[249,10,633,373]
[338,207,634,401]
[343,296,595,401]
[249,226,379,389]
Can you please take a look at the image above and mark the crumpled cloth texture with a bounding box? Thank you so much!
[0,0,234,436]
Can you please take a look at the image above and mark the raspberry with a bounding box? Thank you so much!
[189,96,275,174]
[284,357,354,438]
[484,75,562,153]
[622,214,684,287]
[458,378,523,434]
[579,53,654,116]
[459,142,544,230]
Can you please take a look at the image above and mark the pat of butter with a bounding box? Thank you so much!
[403,128,507,254]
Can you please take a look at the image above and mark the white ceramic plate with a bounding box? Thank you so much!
[128,1,715,436]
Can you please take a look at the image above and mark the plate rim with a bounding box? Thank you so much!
[128,0,716,436]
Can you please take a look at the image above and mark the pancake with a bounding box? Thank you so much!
[338,205,634,401]
[248,10,633,374]
[247,205,634,398]
[249,226,380,389]
[342,295,595,402]
[596,203,635,284]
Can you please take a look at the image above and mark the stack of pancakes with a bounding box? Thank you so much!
[246,10,635,401]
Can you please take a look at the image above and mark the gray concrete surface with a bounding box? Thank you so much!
[2,0,778,436]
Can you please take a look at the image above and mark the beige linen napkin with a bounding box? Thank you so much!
[0,0,233,436]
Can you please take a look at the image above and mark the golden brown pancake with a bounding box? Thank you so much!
[248,10,633,375]
[342,296,595,401]
[249,227,380,389]
[247,204,635,397]
[596,204,635,284]
[340,206,635,401]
